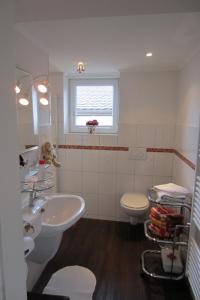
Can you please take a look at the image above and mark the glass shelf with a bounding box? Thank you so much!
[22,181,54,193]
[141,250,185,280]
[22,164,50,178]
[21,170,53,184]
[21,168,54,193]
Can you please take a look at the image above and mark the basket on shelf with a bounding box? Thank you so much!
[148,206,184,239]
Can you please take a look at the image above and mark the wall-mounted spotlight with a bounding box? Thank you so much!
[37,80,48,93]
[15,71,31,95]
[77,62,85,74]
[34,76,49,93]
[19,95,29,106]
[15,81,21,94]
[39,96,49,106]
[15,68,50,106]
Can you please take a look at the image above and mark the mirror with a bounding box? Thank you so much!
[16,67,51,152]
[16,67,39,152]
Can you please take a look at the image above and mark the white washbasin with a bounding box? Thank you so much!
[28,194,85,263]
[40,194,85,237]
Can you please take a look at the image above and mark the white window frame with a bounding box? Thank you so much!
[69,78,119,134]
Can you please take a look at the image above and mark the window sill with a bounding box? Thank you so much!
[67,132,118,137]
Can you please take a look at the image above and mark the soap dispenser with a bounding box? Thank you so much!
[38,159,45,180]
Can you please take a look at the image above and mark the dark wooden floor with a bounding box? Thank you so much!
[34,218,193,300]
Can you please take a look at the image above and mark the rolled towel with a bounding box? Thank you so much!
[151,184,192,203]
[149,215,167,228]
[150,206,175,220]
[156,190,187,201]
[153,183,190,196]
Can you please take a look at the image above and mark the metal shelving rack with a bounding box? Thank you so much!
[141,189,191,280]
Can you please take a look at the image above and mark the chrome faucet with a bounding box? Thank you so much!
[21,171,54,208]
[29,190,38,207]
[21,188,38,207]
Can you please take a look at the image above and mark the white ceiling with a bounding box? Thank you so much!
[15,0,200,22]
[16,13,200,74]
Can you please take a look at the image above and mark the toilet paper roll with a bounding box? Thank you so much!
[24,259,28,279]
[24,236,35,258]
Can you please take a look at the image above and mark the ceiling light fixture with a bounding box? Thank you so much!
[77,62,85,74]
[39,97,49,106]
[146,52,153,57]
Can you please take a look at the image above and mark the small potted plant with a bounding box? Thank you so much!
[86,119,99,134]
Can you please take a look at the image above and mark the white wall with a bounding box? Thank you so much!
[118,70,177,149]
[172,50,200,191]
[0,1,27,299]
[119,70,178,125]
[55,70,178,221]
[15,31,48,77]
[15,31,52,291]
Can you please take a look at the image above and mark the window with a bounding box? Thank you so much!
[70,79,119,133]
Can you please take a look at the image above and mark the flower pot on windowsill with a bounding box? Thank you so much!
[87,125,96,134]
[86,120,99,134]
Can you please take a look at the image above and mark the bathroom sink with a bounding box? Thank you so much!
[28,194,85,263]
[40,194,85,237]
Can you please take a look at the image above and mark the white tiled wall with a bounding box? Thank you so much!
[52,70,178,222]
[136,125,156,147]
[175,125,199,165]
[172,156,195,192]
[172,49,200,191]
[57,127,174,222]
[40,65,198,224]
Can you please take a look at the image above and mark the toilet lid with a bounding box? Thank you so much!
[43,266,96,299]
[120,193,149,209]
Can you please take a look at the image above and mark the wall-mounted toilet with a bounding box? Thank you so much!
[120,193,149,225]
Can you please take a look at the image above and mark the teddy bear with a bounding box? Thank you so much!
[41,142,61,167]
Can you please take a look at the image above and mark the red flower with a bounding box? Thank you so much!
[86,120,99,126]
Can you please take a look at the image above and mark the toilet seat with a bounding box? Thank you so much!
[120,193,149,210]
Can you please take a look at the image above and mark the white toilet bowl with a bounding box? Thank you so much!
[120,193,149,225]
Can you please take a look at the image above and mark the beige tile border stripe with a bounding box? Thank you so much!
[173,149,196,170]
[58,145,129,151]
[26,145,196,170]
[147,148,196,170]
[146,148,174,153]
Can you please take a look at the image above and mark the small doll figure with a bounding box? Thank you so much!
[41,142,61,167]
